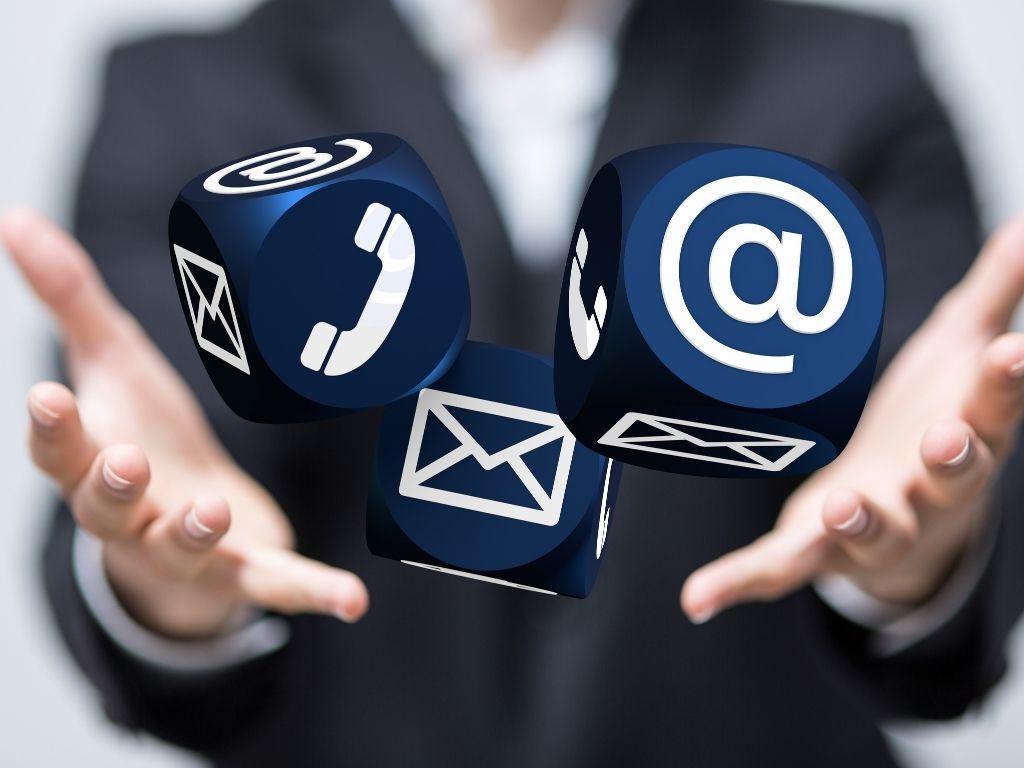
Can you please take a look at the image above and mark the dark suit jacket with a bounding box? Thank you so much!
[42,0,1024,765]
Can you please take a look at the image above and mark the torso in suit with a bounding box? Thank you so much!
[42,1,1024,766]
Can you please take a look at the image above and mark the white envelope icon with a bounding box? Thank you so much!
[399,389,576,526]
[598,412,815,472]
[174,244,250,375]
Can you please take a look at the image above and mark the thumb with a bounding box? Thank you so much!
[234,545,371,623]
[681,522,827,623]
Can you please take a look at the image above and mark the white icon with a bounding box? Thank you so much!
[174,245,250,375]
[399,389,577,526]
[400,561,557,595]
[568,228,607,360]
[595,459,614,558]
[599,412,815,472]
[203,138,373,194]
[660,175,853,374]
[300,202,415,376]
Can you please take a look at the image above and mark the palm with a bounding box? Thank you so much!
[781,292,996,600]
[683,220,1024,621]
[80,350,295,633]
[2,209,367,637]
[69,322,293,549]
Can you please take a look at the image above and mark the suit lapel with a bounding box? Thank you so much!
[510,1,742,352]
[592,0,741,170]
[275,0,738,352]
[284,0,519,345]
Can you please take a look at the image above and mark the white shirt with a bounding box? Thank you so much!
[75,0,993,670]
[393,0,629,265]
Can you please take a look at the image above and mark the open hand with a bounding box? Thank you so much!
[682,216,1024,623]
[1,208,369,639]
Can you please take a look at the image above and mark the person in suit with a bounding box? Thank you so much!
[3,0,1023,765]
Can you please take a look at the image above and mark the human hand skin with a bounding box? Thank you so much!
[1,208,369,639]
[683,217,1024,624]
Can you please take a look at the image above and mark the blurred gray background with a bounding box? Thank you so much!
[1,1,1021,765]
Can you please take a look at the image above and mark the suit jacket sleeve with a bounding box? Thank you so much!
[43,503,290,754]
[806,24,1024,720]
[41,41,296,755]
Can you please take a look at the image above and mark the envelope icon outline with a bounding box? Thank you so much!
[174,245,250,375]
[599,412,815,472]
[399,389,576,526]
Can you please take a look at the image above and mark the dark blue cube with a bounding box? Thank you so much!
[368,342,621,598]
[169,133,469,422]
[554,144,885,477]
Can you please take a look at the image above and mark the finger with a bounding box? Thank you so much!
[915,420,994,508]
[27,382,98,494]
[821,489,918,568]
[71,444,154,540]
[962,332,1024,452]
[681,524,827,623]
[141,495,231,578]
[954,213,1024,330]
[235,546,369,623]
[0,206,128,355]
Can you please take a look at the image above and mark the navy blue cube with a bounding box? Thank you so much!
[169,133,469,422]
[368,342,621,598]
[554,144,885,477]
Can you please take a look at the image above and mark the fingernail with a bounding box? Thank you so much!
[184,507,215,540]
[1009,358,1024,379]
[689,606,717,625]
[334,606,357,624]
[832,505,869,536]
[101,461,134,492]
[942,436,972,468]
[27,398,59,429]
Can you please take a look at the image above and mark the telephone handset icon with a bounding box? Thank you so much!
[300,202,415,376]
[568,228,607,360]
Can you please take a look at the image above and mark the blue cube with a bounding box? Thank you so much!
[168,133,469,422]
[368,342,621,598]
[554,144,885,477]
